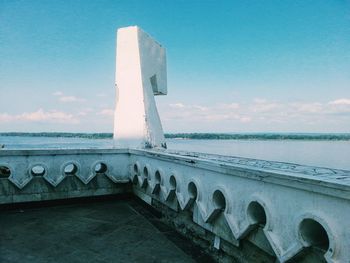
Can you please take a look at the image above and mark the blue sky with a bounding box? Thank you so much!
[1,0,349,133]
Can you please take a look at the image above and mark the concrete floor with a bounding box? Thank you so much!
[0,197,211,263]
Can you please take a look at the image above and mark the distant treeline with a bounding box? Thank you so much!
[164,133,350,141]
[1,132,350,141]
[0,132,113,139]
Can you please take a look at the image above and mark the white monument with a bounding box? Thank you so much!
[113,26,167,149]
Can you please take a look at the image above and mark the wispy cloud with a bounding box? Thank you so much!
[169,103,185,109]
[160,98,350,131]
[0,113,13,122]
[163,101,248,123]
[0,109,79,124]
[98,108,114,116]
[53,91,63,96]
[250,99,280,113]
[77,107,94,116]
[59,96,86,103]
[328,98,350,105]
[53,91,86,103]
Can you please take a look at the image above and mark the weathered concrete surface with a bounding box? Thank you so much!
[0,198,209,263]
[151,199,275,263]
[151,199,327,263]
[130,149,350,263]
[0,174,128,204]
[113,26,167,149]
[0,149,131,204]
[1,147,350,262]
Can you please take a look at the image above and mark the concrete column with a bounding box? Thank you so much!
[113,26,167,149]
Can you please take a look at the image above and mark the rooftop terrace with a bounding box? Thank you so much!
[0,196,213,263]
[1,26,349,263]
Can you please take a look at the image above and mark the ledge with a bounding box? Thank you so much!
[131,149,350,200]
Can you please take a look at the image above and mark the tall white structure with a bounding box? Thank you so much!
[113,26,167,149]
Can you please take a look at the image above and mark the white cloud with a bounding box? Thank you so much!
[251,102,280,113]
[240,116,252,123]
[77,107,94,116]
[328,98,350,105]
[52,91,86,103]
[294,102,323,113]
[253,98,267,104]
[163,102,246,123]
[169,103,185,109]
[59,96,86,103]
[0,113,13,122]
[193,105,208,111]
[98,108,114,116]
[52,91,63,96]
[220,103,240,110]
[160,98,350,131]
[0,109,79,124]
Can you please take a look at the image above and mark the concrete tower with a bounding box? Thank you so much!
[113,26,167,149]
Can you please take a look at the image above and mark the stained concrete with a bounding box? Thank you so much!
[0,197,211,263]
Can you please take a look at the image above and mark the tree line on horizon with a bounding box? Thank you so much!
[1,132,350,141]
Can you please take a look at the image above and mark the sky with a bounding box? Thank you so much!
[0,0,349,133]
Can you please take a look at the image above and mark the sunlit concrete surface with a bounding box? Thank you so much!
[0,198,211,263]
[113,26,167,149]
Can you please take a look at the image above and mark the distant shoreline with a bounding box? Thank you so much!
[1,132,350,141]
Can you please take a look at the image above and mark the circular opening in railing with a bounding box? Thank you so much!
[31,165,45,176]
[64,163,78,175]
[299,219,329,251]
[247,201,266,226]
[143,166,149,179]
[169,175,177,190]
[0,166,11,177]
[213,190,226,211]
[188,182,197,199]
[95,163,108,174]
[155,171,161,184]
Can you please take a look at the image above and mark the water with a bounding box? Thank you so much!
[0,136,113,149]
[1,135,349,171]
[166,139,350,171]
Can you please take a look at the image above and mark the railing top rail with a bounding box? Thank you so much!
[130,149,350,199]
[1,147,349,198]
[0,148,129,156]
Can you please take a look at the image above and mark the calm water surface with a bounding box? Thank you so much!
[1,136,349,170]
[166,139,350,170]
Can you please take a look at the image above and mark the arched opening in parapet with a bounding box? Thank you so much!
[95,163,108,174]
[133,164,139,175]
[188,182,197,199]
[247,201,267,227]
[244,201,275,258]
[143,166,149,179]
[31,165,46,176]
[155,170,161,184]
[64,163,78,175]
[299,219,329,251]
[169,175,177,190]
[213,190,226,211]
[0,166,11,177]
[132,163,139,184]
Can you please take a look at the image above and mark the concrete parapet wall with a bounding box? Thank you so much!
[0,149,131,204]
[1,148,349,262]
[129,149,350,263]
